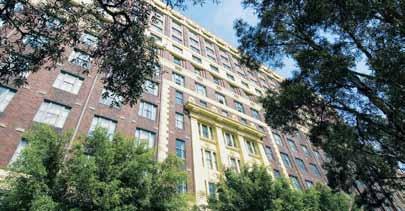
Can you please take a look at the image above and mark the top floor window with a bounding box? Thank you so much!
[171,20,183,43]
[189,31,200,54]
[151,11,164,32]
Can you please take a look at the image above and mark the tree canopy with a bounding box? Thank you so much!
[208,165,358,211]
[0,125,189,211]
[0,0,210,106]
[234,0,405,208]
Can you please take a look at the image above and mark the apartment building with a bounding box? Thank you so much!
[0,0,328,206]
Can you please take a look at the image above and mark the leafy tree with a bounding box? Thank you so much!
[208,165,358,211]
[0,0,210,106]
[234,0,405,208]
[0,124,189,210]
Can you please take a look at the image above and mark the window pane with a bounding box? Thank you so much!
[176,139,186,159]
[135,128,156,148]
[88,116,117,138]
[33,101,70,128]
[0,86,16,112]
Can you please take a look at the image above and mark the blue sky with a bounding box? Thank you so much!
[180,0,371,79]
[180,0,297,79]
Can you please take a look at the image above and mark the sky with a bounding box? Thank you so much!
[180,0,298,79]
[180,0,371,79]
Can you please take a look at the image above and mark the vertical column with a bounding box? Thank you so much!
[214,125,228,170]
[236,133,251,165]
[190,116,206,205]
[157,79,170,162]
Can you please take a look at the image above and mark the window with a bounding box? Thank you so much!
[33,101,70,128]
[193,67,203,77]
[205,40,216,62]
[151,11,164,32]
[80,32,98,47]
[221,110,228,117]
[290,175,302,190]
[173,44,183,53]
[280,153,292,168]
[234,101,245,113]
[135,128,155,148]
[195,83,207,96]
[302,145,310,157]
[229,157,241,172]
[258,125,265,132]
[0,86,16,112]
[251,108,260,120]
[273,169,281,178]
[255,89,262,96]
[240,118,247,125]
[189,31,200,54]
[287,139,298,152]
[265,146,274,161]
[53,71,83,94]
[69,50,91,69]
[143,80,159,96]
[175,91,184,104]
[138,101,157,120]
[226,73,235,81]
[151,33,162,43]
[175,113,184,129]
[199,100,207,107]
[273,133,283,146]
[309,163,321,177]
[314,151,322,160]
[242,81,249,88]
[213,76,222,86]
[172,73,185,86]
[192,55,202,63]
[215,92,226,105]
[9,139,28,164]
[176,139,186,159]
[204,150,217,170]
[305,180,314,188]
[295,158,307,172]
[100,89,123,107]
[171,20,183,43]
[89,116,116,138]
[224,132,237,148]
[173,56,182,66]
[177,181,187,193]
[210,65,219,72]
[208,182,217,198]
[230,85,240,95]
[199,123,213,140]
[245,139,257,155]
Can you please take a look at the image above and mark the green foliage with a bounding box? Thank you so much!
[208,165,358,211]
[0,124,189,211]
[235,0,405,208]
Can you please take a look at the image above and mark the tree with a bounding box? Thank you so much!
[207,165,358,211]
[0,0,209,106]
[234,0,404,208]
[0,124,189,210]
